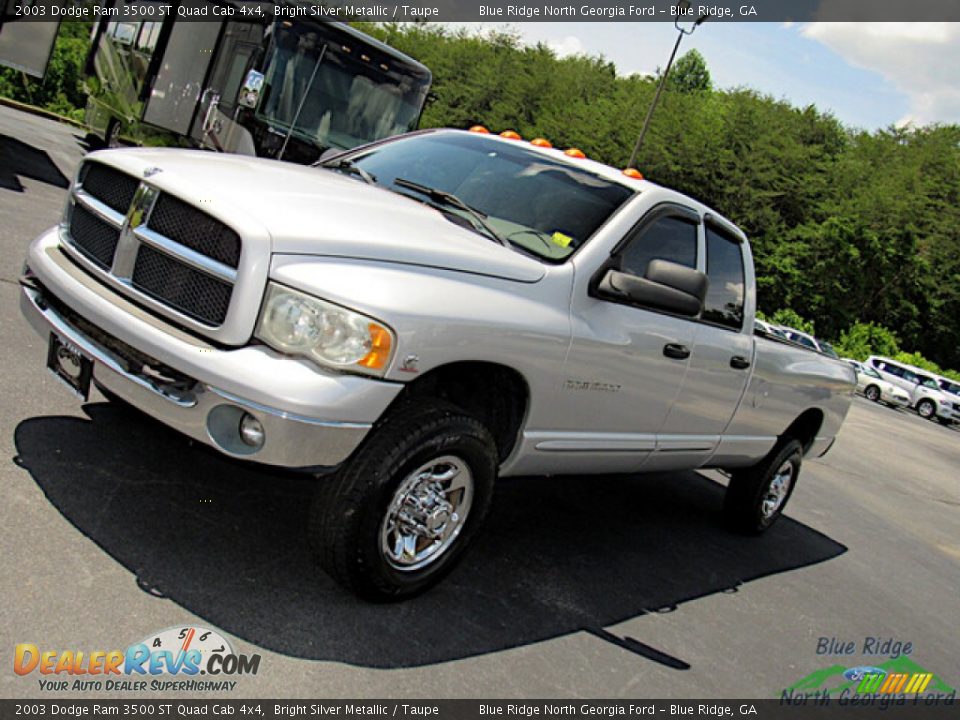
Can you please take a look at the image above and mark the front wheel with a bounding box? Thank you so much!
[723,439,803,535]
[916,399,936,419]
[864,385,881,402]
[309,399,497,601]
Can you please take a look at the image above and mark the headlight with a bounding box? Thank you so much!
[256,283,394,376]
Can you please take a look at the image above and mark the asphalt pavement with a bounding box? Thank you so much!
[1,105,958,699]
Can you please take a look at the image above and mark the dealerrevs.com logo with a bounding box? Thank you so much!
[14,626,261,692]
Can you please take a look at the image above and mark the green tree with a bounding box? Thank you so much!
[667,49,711,93]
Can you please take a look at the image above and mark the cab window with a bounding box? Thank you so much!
[619,215,697,279]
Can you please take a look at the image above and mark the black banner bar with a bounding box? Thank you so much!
[3,0,960,23]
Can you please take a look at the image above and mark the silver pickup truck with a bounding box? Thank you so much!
[19,129,855,600]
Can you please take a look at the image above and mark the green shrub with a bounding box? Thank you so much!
[768,309,815,335]
[834,322,900,361]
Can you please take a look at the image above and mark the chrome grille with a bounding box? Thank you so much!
[149,194,241,268]
[132,245,232,325]
[62,161,242,331]
[79,163,138,213]
[69,204,120,269]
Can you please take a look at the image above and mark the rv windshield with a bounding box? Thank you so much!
[256,23,430,151]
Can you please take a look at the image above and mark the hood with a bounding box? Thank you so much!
[91,149,546,283]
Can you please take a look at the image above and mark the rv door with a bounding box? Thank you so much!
[0,7,60,78]
[141,21,223,135]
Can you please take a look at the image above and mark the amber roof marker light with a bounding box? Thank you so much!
[627,1,710,170]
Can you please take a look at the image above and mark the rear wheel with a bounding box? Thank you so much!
[723,439,803,535]
[916,399,936,420]
[309,399,497,601]
[104,118,121,148]
[864,385,881,402]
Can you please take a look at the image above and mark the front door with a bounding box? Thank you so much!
[549,205,702,474]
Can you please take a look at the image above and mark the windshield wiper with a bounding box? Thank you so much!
[323,158,376,185]
[393,178,509,247]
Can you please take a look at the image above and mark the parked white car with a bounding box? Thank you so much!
[866,356,960,425]
[844,359,910,408]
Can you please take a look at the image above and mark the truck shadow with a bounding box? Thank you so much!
[14,403,847,669]
[0,134,69,192]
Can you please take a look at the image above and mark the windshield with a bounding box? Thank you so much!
[861,366,881,379]
[819,341,839,358]
[342,132,635,261]
[256,22,430,151]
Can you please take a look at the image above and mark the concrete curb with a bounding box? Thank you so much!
[0,96,86,129]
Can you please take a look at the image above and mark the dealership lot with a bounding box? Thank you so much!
[1,105,958,699]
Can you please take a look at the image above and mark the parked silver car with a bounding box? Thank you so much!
[844,359,910,408]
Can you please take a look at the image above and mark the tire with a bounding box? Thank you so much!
[864,385,881,402]
[104,118,121,148]
[916,399,936,420]
[723,439,803,535]
[309,399,497,601]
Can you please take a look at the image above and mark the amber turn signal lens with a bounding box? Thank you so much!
[530,138,553,148]
[357,324,393,370]
[469,125,490,134]
[564,148,586,159]
[622,168,644,179]
[500,130,522,140]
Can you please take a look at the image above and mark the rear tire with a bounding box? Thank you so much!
[864,385,880,402]
[723,439,803,535]
[916,399,936,420]
[309,399,497,601]
[104,118,121,148]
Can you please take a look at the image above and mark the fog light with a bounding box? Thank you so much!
[239,413,265,448]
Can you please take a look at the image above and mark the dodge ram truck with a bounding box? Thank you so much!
[19,128,855,600]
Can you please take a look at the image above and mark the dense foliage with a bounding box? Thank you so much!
[0,22,90,121]
[3,22,958,378]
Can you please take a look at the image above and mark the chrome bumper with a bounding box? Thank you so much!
[21,229,405,470]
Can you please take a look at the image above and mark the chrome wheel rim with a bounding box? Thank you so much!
[761,461,794,520]
[866,387,879,401]
[380,455,474,572]
[918,401,934,418]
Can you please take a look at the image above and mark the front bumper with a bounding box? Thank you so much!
[936,404,960,423]
[21,227,404,469]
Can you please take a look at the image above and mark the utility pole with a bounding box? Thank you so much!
[627,2,709,170]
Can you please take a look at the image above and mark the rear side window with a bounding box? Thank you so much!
[619,215,697,278]
[879,362,904,378]
[702,225,745,330]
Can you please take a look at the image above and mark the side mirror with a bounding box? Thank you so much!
[598,259,707,317]
[317,147,342,163]
[237,69,264,109]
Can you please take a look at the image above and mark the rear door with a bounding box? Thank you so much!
[652,221,754,470]
[189,21,264,154]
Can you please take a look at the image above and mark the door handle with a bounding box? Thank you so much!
[663,343,691,360]
[730,355,751,369]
